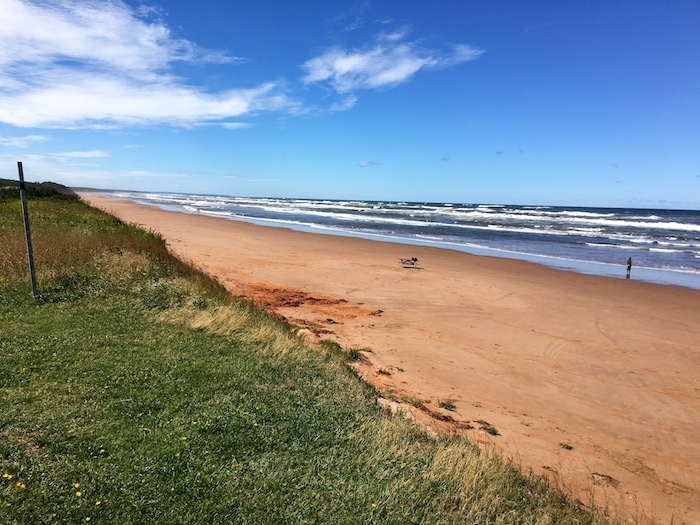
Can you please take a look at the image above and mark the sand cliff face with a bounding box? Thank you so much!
[81,194,700,524]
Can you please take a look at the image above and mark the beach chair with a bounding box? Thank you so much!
[399,257,418,267]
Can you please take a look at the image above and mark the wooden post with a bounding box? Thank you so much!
[17,161,38,299]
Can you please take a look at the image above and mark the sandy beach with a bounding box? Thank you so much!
[81,194,700,524]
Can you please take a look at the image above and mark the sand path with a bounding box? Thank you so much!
[81,195,700,524]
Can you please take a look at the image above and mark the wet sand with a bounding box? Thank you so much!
[81,194,700,524]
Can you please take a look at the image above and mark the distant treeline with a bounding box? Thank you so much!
[0,178,78,200]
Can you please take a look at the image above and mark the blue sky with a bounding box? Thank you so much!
[1,0,699,209]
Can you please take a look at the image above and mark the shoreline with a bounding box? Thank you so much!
[80,193,700,524]
[87,190,700,290]
[208,214,700,290]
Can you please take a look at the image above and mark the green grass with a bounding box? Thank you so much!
[475,421,500,437]
[0,196,610,524]
[0,178,78,201]
[438,400,457,412]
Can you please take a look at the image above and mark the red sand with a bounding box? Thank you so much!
[81,194,700,524]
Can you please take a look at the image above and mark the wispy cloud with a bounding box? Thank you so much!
[358,160,381,168]
[219,122,253,130]
[51,150,109,158]
[330,96,358,112]
[302,31,483,98]
[0,0,294,129]
[0,151,186,187]
[0,134,50,147]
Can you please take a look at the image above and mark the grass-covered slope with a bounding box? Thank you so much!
[0,178,78,201]
[0,195,608,524]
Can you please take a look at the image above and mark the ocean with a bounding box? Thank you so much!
[98,191,700,290]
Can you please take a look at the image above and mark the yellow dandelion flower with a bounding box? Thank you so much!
[180,437,187,441]
[95,501,101,506]
[74,483,80,488]
[20,483,26,489]
[371,503,377,508]
[86,518,91,522]
[76,491,82,497]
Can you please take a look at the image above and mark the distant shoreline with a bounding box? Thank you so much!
[75,187,700,213]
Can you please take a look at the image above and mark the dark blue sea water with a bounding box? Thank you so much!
[97,191,700,290]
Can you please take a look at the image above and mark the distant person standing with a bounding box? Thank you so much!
[626,257,632,279]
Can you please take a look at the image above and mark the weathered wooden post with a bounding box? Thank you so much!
[17,161,38,299]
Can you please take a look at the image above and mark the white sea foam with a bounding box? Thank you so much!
[100,191,700,286]
[649,247,683,253]
[136,192,700,241]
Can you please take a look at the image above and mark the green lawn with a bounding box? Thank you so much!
[0,196,607,524]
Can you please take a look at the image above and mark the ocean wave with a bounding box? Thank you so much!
[154,196,700,235]
[134,193,700,242]
[104,191,700,282]
[415,234,445,241]
[584,243,689,255]
[649,247,684,253]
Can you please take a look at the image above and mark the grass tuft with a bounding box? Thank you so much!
[438,399,457,411]
[476,420,500,436]
[404,396,427,410]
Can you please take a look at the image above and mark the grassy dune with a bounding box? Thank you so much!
[0,196,609,524]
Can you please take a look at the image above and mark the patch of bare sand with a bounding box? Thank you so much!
[81,194,700,524]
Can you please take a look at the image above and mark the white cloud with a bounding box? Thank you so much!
[358,160,381,168]
[384,30,408,42]
[330,96,358,112]
[52,150,109,158]
[1,0,187,75]
[219,122,253,130]
[2,72,285,128]
[0,0,293,128]
[0,134,50,147]
[302,32,483,95]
